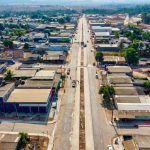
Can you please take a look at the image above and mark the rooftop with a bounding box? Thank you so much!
[107,74,132,85]
[114,87,138,95]
[104,56,125,62]
[19,79,54,89]
[92,26,112,30]
[95,32,110,37]
[133,135,150,149]
[107,66,132,74]
[7,89,50,103]
[115,95,150,111]
[116,96,141,103]
[34,70,56,80]
[0,83,14,97]
[13,70,37,78]
[96,44,118,48]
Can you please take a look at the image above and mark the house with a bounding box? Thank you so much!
[92,26,112,34]
[90,22,110,27]
[43,51,66,63]
[49,37,71,43]
[0,83,15,112]
[107,74,133,87]
[33,33,46,42]
[5,89,52,113]
[48,44,69,52]
[103,56,126,65]
[13,41,21,48]
[96,44,120,52]
[0,63,7,73]
[114,95,150,120]
[107,66,132,76]
[94,32,110,38]
[13,69,37,79]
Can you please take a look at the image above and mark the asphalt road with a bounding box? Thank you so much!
[52,19,82,150]
[82,16,115,150]
[53,16,115,150]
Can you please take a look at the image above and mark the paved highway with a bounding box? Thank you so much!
[82,16,115,150]
[53,16,115,150]
[52,18,82,150]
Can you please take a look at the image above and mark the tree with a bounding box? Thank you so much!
[99,84,115,99]
[95,52,104,64]
[142,13,150,24]
[144,81,150,92]
[114,32,120,38]
[3,40,13,48]
[24,43,29,49]
[99,84,115,109]
[119,40,124,50]
[65,16,71,23]
[58,18,65,24]
[4,69,14,81]
[19,132,28,148]
[125,48,139,65]
[0,23,4,30]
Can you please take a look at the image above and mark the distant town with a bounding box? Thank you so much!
[0,4,150,150]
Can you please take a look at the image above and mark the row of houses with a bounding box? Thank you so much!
[105,65,150,122]
[0,68,62,114]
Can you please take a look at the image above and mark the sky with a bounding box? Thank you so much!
[0,0,150,5]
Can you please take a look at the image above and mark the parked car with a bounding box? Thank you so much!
[67,68,70,75]
[84,44,87,47]
[72,80,76,88]
[107,145,113,150]
[96,73,98,79]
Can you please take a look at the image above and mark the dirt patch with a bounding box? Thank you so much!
[20,136,49,150]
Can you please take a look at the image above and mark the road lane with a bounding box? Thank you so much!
[82,16,115,150]
[52,19,82,150]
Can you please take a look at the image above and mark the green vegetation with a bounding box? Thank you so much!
[19,132,29,148]
[114,32,120,38]
[3,40,13,48]
[122,25,142,41]
[144,81,150,92]
[142,13,150,24]
[95,52,104,64]
[0,9,77,18]
[142,32,150,40]
[24,43,29,49]
[82,5,150,15]
[99,84,115,109]
[119,40,124,50]
[125,48,139,65]
[4,69,14,81]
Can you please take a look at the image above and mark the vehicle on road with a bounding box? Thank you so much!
[84,44,87,47]
[107,145,113,150]
[96,73,98,79]
[72,80,76,88]
[67,68,70,75]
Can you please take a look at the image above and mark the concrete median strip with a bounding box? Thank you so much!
[84,68,95,150]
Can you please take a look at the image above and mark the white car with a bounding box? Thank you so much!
[107,145,113,150]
